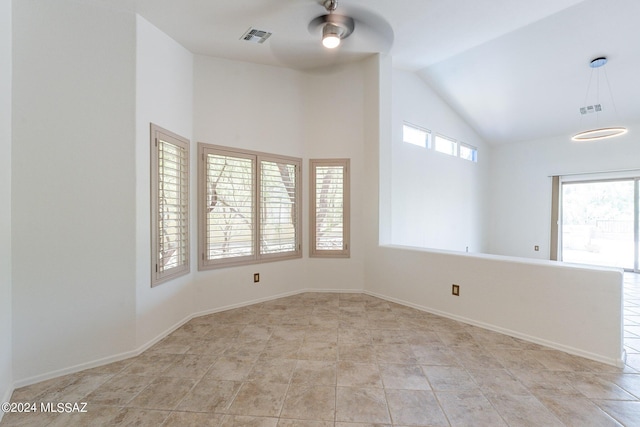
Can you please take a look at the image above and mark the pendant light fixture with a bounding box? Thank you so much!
[572,57,628,142]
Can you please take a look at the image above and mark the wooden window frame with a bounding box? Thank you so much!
[198,143,302,270]
[150,123,190,286]
[310,158,350,258]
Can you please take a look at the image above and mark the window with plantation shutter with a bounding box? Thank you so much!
[198,144,301,269]
[151,124,190,286]
[310,159,350,258]
[260,159,299,256]
[203,151,255,262]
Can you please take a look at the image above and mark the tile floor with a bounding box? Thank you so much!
[2,275,640,427]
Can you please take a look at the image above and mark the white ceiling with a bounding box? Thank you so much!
[133,0,640,145]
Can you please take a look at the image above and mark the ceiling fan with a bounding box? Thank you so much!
[269,0,393,72]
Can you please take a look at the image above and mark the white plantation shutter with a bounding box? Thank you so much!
[310,159,350,258]
[204,151,255,263]
[260,160,299,256]
[158,142,189,268]
[151,124,190,286]
[198,144,301,269]
[314,166,344,249]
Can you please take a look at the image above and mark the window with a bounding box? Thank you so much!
[310,159,350,258]
[434,134,457,156]
[403,122,430,148]
[150,124,190,286]
[560,178,635,269]
[198,144,301,269]
[459,143,478,162]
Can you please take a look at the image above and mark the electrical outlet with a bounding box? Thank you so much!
[534,245,539,251]
[253,273,260,283]
[452,284,460,296]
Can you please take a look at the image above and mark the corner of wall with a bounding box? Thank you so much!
[135,13,197,348]
[0,0,13,414]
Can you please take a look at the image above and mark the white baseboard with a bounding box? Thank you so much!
[0,385,14,423]
[364,290,624,368]
[190,289,306,319]
[12,347,141,390]
[189,288,362,318]
[12,288,338,389]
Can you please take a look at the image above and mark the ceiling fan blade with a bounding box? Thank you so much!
[347,6,394,53]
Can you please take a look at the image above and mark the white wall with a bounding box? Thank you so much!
[488,123,640,258]
[366,246,622,365]
[135,16,194,348]
[0,0,13,409]
[191,56,309,312]
[366,56,623,366]
[302,66,366,291]
[391,70,490,252]
[12,0,137,382]
[190,57,370,308]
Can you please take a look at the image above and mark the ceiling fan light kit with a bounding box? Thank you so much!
[572,56,627,142]
[316,0,354,49]
[322,23,342,48]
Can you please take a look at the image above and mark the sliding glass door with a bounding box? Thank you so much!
[561,179,637,270]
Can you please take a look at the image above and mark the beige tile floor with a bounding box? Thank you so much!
[2,274,640,427]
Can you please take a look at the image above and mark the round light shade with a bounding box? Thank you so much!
[571,127,628,141]
[322,23,342,49]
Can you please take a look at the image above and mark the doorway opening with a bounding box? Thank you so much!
[560,178,637,270]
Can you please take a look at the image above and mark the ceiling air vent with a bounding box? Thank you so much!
[579,104,602,115]
[240,27,272,44]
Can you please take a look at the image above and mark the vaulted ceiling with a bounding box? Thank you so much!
[133,0,640,145]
